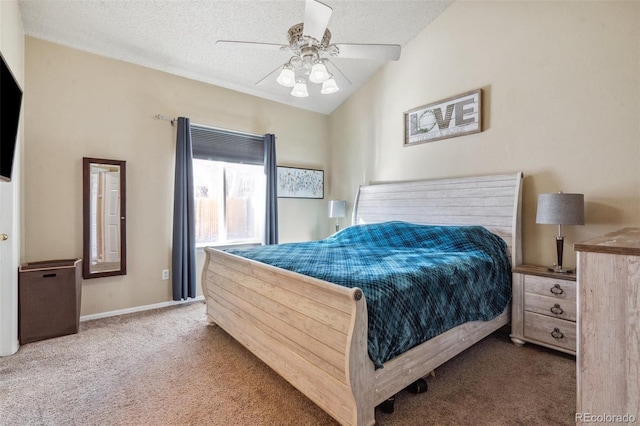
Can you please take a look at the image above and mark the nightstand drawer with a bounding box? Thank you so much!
[524,293,576,321]
[524,311,576,352]
[524,274,576,301]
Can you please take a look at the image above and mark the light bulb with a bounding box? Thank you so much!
[320,76,339,94]
[276,64,295,87]
[309,61,330,83]
[291,78,309,97]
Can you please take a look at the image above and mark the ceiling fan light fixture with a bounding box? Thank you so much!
[309,61,330,83]
[291,78,309,97]
[217,0,403,101]
[320,76,339,94]
[276,63,296,87]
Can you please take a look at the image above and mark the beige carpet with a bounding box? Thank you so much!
[0,301,576,425]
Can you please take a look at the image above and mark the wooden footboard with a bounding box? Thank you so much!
[203,248,375,426]
[203,247,510,426]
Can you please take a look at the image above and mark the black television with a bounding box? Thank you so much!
[1,51,23,182]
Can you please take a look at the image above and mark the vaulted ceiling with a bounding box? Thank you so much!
[19,0,452,114]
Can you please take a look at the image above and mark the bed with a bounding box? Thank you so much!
[202,172,523,425]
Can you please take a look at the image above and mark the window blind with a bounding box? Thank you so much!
[191,125,264,165]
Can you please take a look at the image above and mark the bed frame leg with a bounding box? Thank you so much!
[377,377,430,416]
[511,337,525,347]
[405,377,428,394]
[377,395,396,414]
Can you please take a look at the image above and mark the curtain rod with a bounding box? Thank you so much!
[155,114,176,126]
[155,114,272,139]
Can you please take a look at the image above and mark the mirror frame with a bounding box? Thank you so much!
[82,157,127,279]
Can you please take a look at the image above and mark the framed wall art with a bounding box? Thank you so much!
[404,89,482,146]
[277,166,324,199]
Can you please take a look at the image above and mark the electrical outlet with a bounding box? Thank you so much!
[162,269,170,280]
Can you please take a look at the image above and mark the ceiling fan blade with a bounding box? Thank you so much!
[254,64,284,86]
[303,0,333,42]
[334,43,402,61]
[216,40,288,51]
[325,59,351,86]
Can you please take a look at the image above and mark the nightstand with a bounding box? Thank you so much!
[510,264,576,355]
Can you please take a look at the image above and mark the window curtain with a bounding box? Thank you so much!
[264,133,278,245]
[172,117,196,301]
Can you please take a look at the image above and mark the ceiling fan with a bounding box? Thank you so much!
[215,0,401,98]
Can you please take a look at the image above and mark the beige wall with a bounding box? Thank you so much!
[24,38,329,316]
[328,1,640,270]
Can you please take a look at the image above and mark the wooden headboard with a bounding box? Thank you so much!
[353,172,523,267]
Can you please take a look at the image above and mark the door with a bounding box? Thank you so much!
[0,176,20,356]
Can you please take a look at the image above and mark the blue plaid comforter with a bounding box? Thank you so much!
[225,221,512,368]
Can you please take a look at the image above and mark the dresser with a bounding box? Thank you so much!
[510,264,577,355]
[575,228,639,423]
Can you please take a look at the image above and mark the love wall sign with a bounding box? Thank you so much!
[404,89,482,146]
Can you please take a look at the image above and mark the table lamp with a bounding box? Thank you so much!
[536,192,585,273]
[328,200,347,232]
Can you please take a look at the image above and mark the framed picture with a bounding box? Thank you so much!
[277,166,324,199]
[404,89,482,146]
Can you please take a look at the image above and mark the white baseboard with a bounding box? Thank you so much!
[79,295,205,322]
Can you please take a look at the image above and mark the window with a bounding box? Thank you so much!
[193,160,265,245]
[191,125,265,247]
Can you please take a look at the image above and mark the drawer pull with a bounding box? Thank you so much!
[550,284,564,295]
[551,328,564,340]
[550,304,564,315]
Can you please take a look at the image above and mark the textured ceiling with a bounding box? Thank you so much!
[19,0,452,115]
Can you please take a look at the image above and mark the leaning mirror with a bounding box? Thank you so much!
[83,157,127,279]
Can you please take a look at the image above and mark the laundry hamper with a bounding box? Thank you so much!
[18,258,82,344]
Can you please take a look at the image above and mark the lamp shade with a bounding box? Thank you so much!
[290,78,309,97]
[536,193,585,225]
[276,64,295,87]
[309,61,330,83]
[320,76,339,94]
[328,200,347,218]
